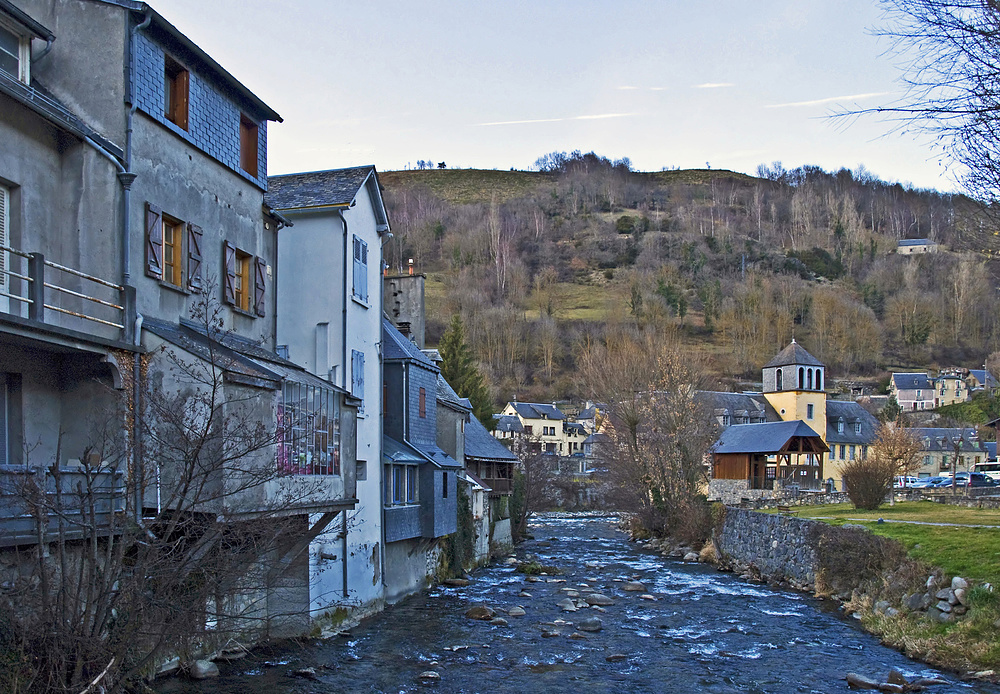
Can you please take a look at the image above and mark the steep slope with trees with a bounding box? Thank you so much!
[380,152,1000,407]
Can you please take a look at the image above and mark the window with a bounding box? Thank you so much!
[837,419,844,434]
[144,203,203,291]
[924,455,931,466]
[816,371,822,391]
[776,370,782,390]
[386,464,418,505]
[722,414,731,426]
[351,350,365,413]
[854,421,861,435]
[839,445,845,460]
[524,425,533,435]
[0,23,28,83]
[276,380,340,476]
[223,241,266,316]
[849,445,856,460]
[0,373,22,465]
[798,367,804,389]
[353,236,368,303]
[442,471,448,498]
[419,387,426,418]
[239,114,258,176]
[806,403,814,420]
[942,455,950,470]
[164,55,189,129]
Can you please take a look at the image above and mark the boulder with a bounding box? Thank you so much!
[844,672,880,689]
[955,588,969,606]
[541,629,560,638]
[640,594,657,601]
[952,576,968,592]
[518,591,532,598]
[508,606,526,617]
[557,598,577,612]
[155,657,181,679]
[886,669,908,685]
[418,671,441,682]
[934,588,952,601]
[622,581,647,592]
[877,685,905,693]
[683,552,700,562]
[936,601,952,613]
[465,605,495,620]
[189,660,219,680]
[905,593,925,611]
[444,578,470,587]
[568,631,588,640]
[577,617,603,632]
[605,654,628,662]
[489,617,509,626]
[292,667,318,680]
[874,600,891,614]
[586,593,614,606]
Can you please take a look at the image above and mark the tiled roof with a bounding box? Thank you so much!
[266,166,375,210]
[763,341,824,369]
[969,370,998,388]
[465,415,518,463]
[494,414,523,433]
[695,391,779,422]
[892,373,933,391]
[910,427,985,453]
[714,420,826,454]
[436,374,471,412]
[410,441,462,469]
[898,238,933,246]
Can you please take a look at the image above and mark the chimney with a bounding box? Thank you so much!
[408,258,414,276]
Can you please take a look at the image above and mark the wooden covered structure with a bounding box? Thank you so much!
[712,420,828,491]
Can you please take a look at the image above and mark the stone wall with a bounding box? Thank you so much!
[715,508,821,590]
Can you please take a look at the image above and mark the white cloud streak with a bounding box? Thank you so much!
[695,82,735,89]
[477,113,636,127]
[765,92,891,108]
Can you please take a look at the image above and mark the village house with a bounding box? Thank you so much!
[264,166,391,623]
[910,427,986,478]
[890,372,936,411]
[0,0,363,644]
[934,372,967,408]
[498,401,572,454]
[896,238,938,254]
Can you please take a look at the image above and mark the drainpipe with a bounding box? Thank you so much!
[132,313,145,520]
[124,10,152,285]
[337,209,351,598]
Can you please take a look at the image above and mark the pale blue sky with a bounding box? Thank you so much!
[155,0,956,191]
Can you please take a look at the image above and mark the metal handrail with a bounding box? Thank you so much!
[0,244,31,259]
[43,259,123,292]
[44,282,124,311]
[43,304,124,329]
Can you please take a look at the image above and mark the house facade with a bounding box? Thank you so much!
[890,373,935,411]
[896,238,938,254]
[499,401,571,454]
[911,428,986,477]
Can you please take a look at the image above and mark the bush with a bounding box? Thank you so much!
[810,524,908,597]
[841,454,895,510]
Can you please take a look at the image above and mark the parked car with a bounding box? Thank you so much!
[894,476,920,488]
[911,476,949,488]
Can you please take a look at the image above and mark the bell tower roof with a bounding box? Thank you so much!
[763,340,824,369]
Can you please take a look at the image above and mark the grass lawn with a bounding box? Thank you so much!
[779,501,1000,584]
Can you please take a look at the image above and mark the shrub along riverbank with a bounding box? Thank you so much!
[759,501,1000,678]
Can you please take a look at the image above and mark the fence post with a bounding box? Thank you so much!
[27,253,44,322]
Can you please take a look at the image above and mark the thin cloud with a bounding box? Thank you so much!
[616,85,640,91]
[765,91,890,108]
[477,113,636,126]
[695,82,734,89]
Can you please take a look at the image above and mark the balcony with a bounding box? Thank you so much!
[1,245,133,344]
[0,464,126,547]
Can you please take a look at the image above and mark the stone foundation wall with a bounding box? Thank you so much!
[715,508,820,590]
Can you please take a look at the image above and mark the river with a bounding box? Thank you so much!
[158,514,1000,694]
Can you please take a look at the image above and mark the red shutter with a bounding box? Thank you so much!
[145,203,163,279]
[186,223,203,292]
[254,256,266,317]
[223,241,236,305]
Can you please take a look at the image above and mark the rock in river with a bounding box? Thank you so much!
[622,581,647,592]
[557,598,577,612]
[465,605,495,620]
[508,606,526,617]
[189,660,219,679]
[586,593,614,606]
[577,617,603,632]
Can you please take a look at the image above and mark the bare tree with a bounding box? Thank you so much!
[869,420,923,506]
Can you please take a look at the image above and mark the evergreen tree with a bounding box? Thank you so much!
[439,315,496,429]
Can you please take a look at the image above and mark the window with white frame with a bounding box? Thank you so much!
[854,421,862,435]
[277,381,340,475]
[353,235,368,303]
[0,22,29,83]
[837,418,844,434]
[385,463,418,505]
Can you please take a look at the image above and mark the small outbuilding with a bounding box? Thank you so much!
[710,420,828,504]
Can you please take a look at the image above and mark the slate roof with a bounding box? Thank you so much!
[969,370,998,388]
[564,422,587,435]
[410,441,462,469]
[508,402,567,420]
[713,420,827,455]
[493,414,524,434]
[266,166,375,211]
[465,415,518,463]
[898,238,933,246]
[382,317,438,369]
[892,373,933,391]
[383,436,426,465]
[910,428,985,454]
[763,341,824,369]
[695,391,778,423]
[826,400,879,445]
[583,432,609,445]
[436,374,472,413]
[986,442,997,461]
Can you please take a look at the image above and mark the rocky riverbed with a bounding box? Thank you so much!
[157,514,1000,694]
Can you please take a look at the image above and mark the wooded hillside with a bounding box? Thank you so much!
[379,153,1000,406]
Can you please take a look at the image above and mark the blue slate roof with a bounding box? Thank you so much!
[383,317,438,369]
[970,370,998,388]
[383,436,426,465]
[826,400,879,445]
[465,415,518,463]
[986,442,997,461]
[892,373,933,391]
[411,441,462,469]
[509,402,566,420]
[763,341,824,369]
[437,374,472,413]
[713,420,826,454]
[494,414,523,434]
[564,422,587,435]
[898,238,932,246]
[910,428,985,453]
[695,391,778,423]
[266,165,376,210]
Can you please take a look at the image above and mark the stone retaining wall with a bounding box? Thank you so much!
[715,508,821,590]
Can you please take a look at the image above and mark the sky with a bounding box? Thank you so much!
[153,0,958,191]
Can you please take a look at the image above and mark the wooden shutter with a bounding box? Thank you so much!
[254,256,266,317]
[186,223,203,292]
[175,69,189,130]
[145,202,163,279]
[222,241,236,305]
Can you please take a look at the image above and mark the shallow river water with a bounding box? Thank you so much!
[159,514,1000,694]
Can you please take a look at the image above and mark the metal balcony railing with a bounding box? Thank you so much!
[0,245,132,340]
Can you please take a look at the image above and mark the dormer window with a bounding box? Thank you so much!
[854,421,861,435]
[0,22,29,83]
[837,419,844,434]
